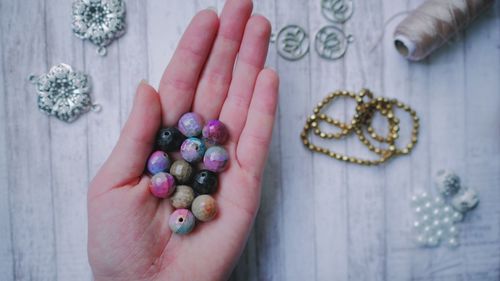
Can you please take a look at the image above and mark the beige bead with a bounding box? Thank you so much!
[169,160,193,184]
[170,185,195,209]
[192,195,217,222]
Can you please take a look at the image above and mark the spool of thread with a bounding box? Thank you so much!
[393,0,494,61]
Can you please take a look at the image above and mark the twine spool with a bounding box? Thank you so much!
[393,0,494,61]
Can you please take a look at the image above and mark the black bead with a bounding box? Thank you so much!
[156,127,186,152]
[192,170,218,195]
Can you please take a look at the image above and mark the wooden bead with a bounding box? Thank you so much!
[192,195,217,222]
[170,185,195,209]
[169,160,193,184]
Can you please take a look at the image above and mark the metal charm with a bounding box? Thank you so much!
[29,63,100,123]
[314,25,353,60]
[275,25,310,61]
[321,0,354,23]
[72,0,126,56]
[451,187,479,213]
[435,170,461,196]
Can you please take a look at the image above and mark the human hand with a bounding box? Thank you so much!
[87,0,278,280]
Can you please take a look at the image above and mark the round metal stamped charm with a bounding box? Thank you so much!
[72,0,126,56]
[29,63,99,123]
[315,25,353,60]
[321,0,354,23]
[276,25,310,61]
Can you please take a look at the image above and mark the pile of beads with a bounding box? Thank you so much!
[411,170,479,248]
[146,112,229,235]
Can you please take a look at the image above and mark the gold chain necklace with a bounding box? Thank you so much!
[300,89,420,166]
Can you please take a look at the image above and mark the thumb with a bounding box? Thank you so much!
[90,80,161,197]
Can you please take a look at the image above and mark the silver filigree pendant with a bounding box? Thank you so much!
[315,26,354,60]
[321,0,354,23]
[275,25,310,61]
[72,0,126,56]
[29,63,100,123]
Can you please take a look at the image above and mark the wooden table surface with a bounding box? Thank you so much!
[1,0,499,280]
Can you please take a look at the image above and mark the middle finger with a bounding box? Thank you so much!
[192,0,253,121]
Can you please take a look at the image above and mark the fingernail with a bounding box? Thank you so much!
[140,79,149,85]
[206,6,217,13]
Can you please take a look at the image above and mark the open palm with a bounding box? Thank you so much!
[87,1,278,280]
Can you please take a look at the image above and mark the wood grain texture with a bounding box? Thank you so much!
[1,0,499,280]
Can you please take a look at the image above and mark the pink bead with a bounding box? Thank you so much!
[149,172,175,198]
[178,112,204,137]
[202,120,228,145]
[203,146,229,172]
[147,151,171,174]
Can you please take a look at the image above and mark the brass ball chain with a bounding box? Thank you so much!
[300,89,420,166]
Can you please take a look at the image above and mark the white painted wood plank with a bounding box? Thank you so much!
[0,3,14,278]
[461,4,500,280]
[306,1,350,280]
[274,1,317,280]
[44,0,91,280]
[344,0,387,280]
[1,0,58,280]
[382,0,415,280]
[118,0,151,126]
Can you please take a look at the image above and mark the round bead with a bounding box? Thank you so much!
[170,185,195,209]
[192,170,218,194]
[169,209,195,235]
[169,160,193,184]
[427,236,439,247]
[431,208,441,217]
[433,196,445,207]
[202,120,228,145]
[203,146,229,172]
[441,216,452,225]
[178,112,204,137]
[451,187,479,213]
[156,127,186,152]
[149,172,175,198]
[435,170,461,196]
[447,226,458,235]
[147,151,171,174]
[446,237,459,248]
[412,220,422,229]
[451,211,464,222]
[192,195,217,222]
[180,137,206,163]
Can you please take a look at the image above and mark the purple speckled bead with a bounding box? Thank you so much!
[203,146,229,172]
[149,172,176,198]
[178,112,204,137]
[147,151,171,174]
[180,137,206,163]
[202,120,228,145]
[169,209,195,235]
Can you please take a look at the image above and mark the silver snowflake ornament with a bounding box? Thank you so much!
[72,0,126,56]
[29,63,99,123]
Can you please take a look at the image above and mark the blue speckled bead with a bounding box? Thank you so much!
[180,137,206,163]
[178,112,204,137]
[147,151,171,174]
[169,209,195,235]
[203,146,229,172]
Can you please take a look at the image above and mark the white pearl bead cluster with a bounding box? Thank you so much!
[411,170,479,248]
[411,192,462,247]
